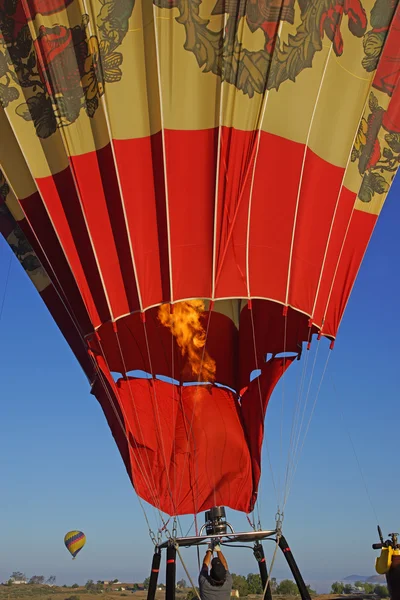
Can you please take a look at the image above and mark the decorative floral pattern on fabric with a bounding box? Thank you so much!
[0,0,135,135]
[0,171,48,281]
[352,92,400,203]
[351,1,400,202]
[154,0,368,96]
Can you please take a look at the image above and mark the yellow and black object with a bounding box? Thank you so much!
[373,528,400,600]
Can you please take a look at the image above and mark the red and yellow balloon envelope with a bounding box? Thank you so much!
[0,0,399,518]
[64,531,86,559]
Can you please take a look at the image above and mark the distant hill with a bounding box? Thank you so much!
[341,575,386,584]
[366,575,386,584]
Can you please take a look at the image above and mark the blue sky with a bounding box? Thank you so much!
[0,175,399,591]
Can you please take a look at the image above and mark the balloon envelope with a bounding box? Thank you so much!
[64,531,86,559]
[0,0,399,516]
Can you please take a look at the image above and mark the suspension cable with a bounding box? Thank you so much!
[249,305,278,513]
[175,544,201,600]
[284,348,331,508]
[330,374,380,525]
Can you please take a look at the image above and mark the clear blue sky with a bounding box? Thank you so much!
[0,175,399,591]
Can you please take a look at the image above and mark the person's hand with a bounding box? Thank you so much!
[210,539,221,551]
[207,542,214,552]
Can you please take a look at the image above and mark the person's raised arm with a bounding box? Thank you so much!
[202,544,213,571]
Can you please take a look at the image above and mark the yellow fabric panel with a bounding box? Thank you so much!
[0,0,397,218]
[0,109,39,200]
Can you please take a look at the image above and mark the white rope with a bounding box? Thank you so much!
[260,534,281,600]
[330,374,380,525]
[249,306,278,512]
[284,44,333,307]
[289,338,321,483]
[284,348,331,507]
[142,317,178,515]
[278,310,288,508]
[175,543,201,600]
[102,330,164,516]
[282,329,312,507]
[1,190,163,542]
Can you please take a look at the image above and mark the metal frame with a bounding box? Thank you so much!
[154,528,311,600]
[158,529,277,549]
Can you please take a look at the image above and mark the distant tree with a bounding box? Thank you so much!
[47,575,56,586]
[374,584,389,598]
[177,578,188,589]
[113,579,119,583]
[143,576,151,590]
[186,589,199,600]
[231,574,249,597]
[247,573,263,594]
[343,584,353,594]
[331,582,344,594]
[306,584,317,596]
[270,578,278,593]
[276,579,299,595]
[364,583,375,594]
[85,579,95,591]
[29,575,45,584]
[71,583,79,588]
[10,571,26,582]
[354,581,364,589]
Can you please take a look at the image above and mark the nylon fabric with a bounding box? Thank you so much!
[0,0,399,516]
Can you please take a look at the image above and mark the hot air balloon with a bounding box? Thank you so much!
[0,0,399,598]
[64,530,86,559]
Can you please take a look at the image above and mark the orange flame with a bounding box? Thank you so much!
[158,300,216,383]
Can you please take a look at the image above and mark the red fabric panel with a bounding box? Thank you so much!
[91,355,294,515]
[165,129,216,300]
[286,150,345,315]
[96,144,141,312]
[89,308,238,390]
[34,170,105,327]
[248,133,303,301]
[18,191,93,335]
[373,4,400,134]
[101,376,253,515]
[240,356,295,505]
[238,302,315,390]
[70,153,130,318]
[322,209,377,337]
[27,130,376,343]
[312,186,356,327]
[22,0,74,18]
[213,128,256,298]
[114,134,168,307]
